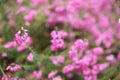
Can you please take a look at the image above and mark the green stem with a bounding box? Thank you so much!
[0,65,6,76]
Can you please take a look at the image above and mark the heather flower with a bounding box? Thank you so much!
[1,52,7,58]
[62,64,74,74]
[98,62,109,71]
[16,6,28,14]
[31,0,45,7]
[74,39,88,49]
[1,75,25,80]
[6,63,21,72]
[50,30,67,52]
[50,55,64,66]
[16,0,23,4]
[106,55,116,63]
[32,70,42,80]
[48,70,58,79]
[17,37,32,52]
[117,52,120,60]
[53,76,62,80]
[24,10,37,26]
[4,41,18,49]
[68,39,88,61]
[27,52,34,62]
[15,27,32,48]
[92,47,103,56]
[15,27,29,45]
[50,30,67,39]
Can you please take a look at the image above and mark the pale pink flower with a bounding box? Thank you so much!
[6,63,21,72]
[48,70,58,79]
[27,52,34,62]
[50,55,64,66]
[1,52,7,58]
[32,70,42,80]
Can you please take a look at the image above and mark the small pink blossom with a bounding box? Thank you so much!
[92,47,103,56]
[32,70,42,80]
[106,55,116,63]
[6,63,21,72]
[15,27,29,45]
[48,70,58,79]
[27,52,34,62]
[62,64,74,74]
[16,0,23,4]
[50,55,64,66]
[1,52,7,58]
[53,76,62,80]
[117,52,120,60]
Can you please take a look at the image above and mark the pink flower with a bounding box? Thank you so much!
[27,52,34,62]
[50,55,64,66]
[31,0,45,7]
[98,62,109,71]
[48,70,58,79]
[24,10,37,25]
[53,76,62,80]
[15,27,30,45]
[1,52,7,58]
[106,55,116,63]
[117,52,120,61]
[50,30,67,52]
[16,7,28,14]
[16,0,23,4]
[6,63,21,72]
[62,64,74,74]
[4,41,17,49]
[32,70,42,80]
[92,47,103,56]
[74,39,88,49]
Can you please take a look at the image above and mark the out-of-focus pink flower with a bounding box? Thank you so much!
[92,47,103,56]
[32,70,42,80]
[1,75,25,80]
[16,0,23,4]
[62,64,74,74]
[53,76,62,80]
[17,37,32,52]
[24,10,37,26]
[14,27,32,51]
[27,52,34,62]
[106,55,116,63]
[1,52,7,58]
[98,62,109,71]
[117,52,120,61]
[15,27,29,45]
[16,6,28,14]
[50,30,67,52]
[74,39,88,49]
[50,55,64,66]
[31,0,45,7]
[6,63,21,72]
[68,39,88,61]
[48,70,58,79]
[4,41,17,49]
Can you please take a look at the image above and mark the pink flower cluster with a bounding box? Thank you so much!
[48,70,62,80]
[1,75,25,80]
[32,70,42,80]
[6,63,21,72]
[62,39,110,80]
[27,52,34,62]
[50,55,64,66]
[68,39,88,61]
[50,30,67,52]
[1,0,120,79]
[4,27,32,52]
